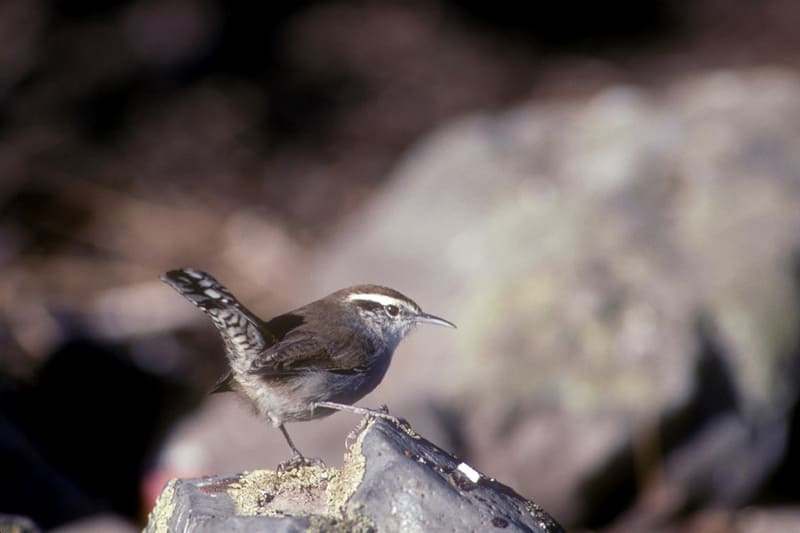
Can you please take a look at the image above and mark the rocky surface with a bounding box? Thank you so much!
[145,417,563,532]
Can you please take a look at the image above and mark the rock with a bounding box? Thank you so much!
[312,68,800,526]
[145,417,563,533]
[0,514,39,533]
[50,514,138,533]
[734,506,800,533]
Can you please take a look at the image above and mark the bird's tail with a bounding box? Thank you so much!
[160,268,268,373]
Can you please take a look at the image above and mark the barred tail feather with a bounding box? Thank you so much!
[160,268,246,315]
[161,268,268,372]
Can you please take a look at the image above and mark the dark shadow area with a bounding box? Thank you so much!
[659,316,741,454]
[447,0,681,51]
[0,337,190,528]
[572,432,637,528]
[575,315,741,528]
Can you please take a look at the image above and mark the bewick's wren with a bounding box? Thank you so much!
[161,268,455,470]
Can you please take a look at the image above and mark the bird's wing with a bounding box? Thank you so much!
[247,330,374,377]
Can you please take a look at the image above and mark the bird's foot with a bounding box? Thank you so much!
[366,406,409,429]
[311,400,412,431]
[345,407,411,451]
[276,454,326,473]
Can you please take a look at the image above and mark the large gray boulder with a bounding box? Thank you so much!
[312,68,800,526]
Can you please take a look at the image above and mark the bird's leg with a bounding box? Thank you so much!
[313,401,406,427]
[276,424,325,472]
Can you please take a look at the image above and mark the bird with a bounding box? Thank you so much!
[160,267,455,470]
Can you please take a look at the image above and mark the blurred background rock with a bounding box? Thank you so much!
[1,1,800,531]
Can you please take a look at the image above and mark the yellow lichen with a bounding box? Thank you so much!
[224,418,374,531]
[144,478,177,533]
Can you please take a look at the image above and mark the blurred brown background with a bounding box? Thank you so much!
[2,1,800,531]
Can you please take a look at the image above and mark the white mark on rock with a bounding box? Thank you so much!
[457,462,481,483]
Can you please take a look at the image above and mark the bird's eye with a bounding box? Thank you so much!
[385,305,400,317]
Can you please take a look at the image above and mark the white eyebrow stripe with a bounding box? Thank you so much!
[347,292,409,308]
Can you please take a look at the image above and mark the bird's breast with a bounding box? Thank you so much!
[327,346,394,404]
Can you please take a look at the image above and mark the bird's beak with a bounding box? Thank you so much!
[416,312,457,328]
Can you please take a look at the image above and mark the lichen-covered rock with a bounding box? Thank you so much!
[145,417,563,532]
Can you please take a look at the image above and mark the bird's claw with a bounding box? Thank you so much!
[368,407,408,429]
[276,454,325,473]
